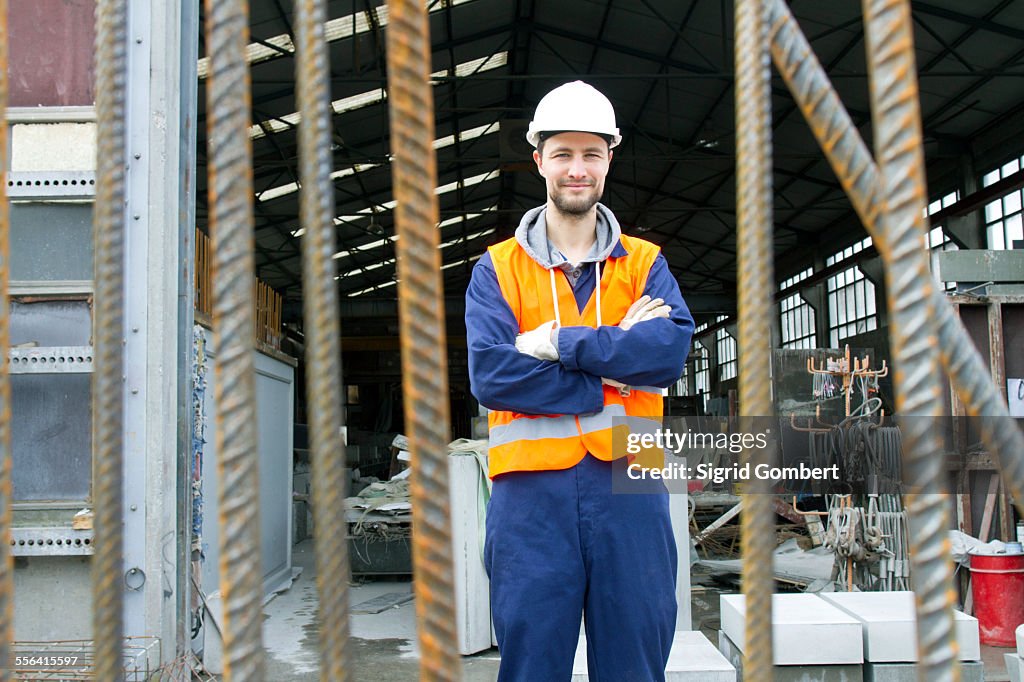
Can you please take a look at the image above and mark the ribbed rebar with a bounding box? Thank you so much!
[735,1,775,680]
[767,0,1024,518]
[863,1,956,678]
[294,0,352,679]
[384,0,461,679]
[92,0,129,679]
[204,0,265,678]
[0,1,12,677]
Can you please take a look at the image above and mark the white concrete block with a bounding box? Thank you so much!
[718,631,863,682]
[572,631,736,681]
[670,492,692,631]
[864,661,983,682]
[1006,653,1023,682]
[719,593,863,665]
[449,453,492,655]
[819,591,980,662]
[1018,623,1024,657]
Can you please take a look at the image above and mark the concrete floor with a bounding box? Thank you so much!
[258,540,1012,681]
[262,539,500,681]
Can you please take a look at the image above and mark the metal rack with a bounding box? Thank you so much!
[9,527,94,557]
[9,346,94,374]
[12,637,160,681]
[6,171,97,200]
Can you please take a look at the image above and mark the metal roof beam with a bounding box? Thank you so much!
[531,22,719,75]
[911,1,1024,42]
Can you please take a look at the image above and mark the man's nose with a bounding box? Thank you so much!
[567,156,587,178]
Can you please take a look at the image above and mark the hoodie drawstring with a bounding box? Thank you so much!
[549,267,561,328]
[549,261,602,329]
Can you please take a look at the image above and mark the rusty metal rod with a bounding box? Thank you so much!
[863,2,959,676]
[767,0,1024,519]
[92,0,129,678]
[204,0,266,677]
[735,0,775,680]
[384,0,461,679]
[0,0,11,677]
[294,0,353,678]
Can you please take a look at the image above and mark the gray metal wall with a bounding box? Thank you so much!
[199,337,296,606]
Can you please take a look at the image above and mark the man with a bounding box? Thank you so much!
[465,80,694,681]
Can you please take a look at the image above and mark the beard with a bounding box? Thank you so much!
[550,183,601,216]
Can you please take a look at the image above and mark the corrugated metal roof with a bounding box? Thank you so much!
[195,0,1024,324]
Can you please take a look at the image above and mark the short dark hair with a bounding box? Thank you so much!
[536,131,612,157]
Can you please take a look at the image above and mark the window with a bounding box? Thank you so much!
[715,315,737,381]
[826,237,878,347]
[825,236,872,268]
[926,190,959,291]
[779,267,816,349]
[693,340,710,397]
[672,334,711,399]
[982,154,1024,250]
[672,323,712,404]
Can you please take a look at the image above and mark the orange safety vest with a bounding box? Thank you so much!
[486,234,665,478]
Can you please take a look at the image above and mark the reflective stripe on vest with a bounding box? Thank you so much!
[486,233,665,478]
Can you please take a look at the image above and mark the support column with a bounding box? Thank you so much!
[123,0,194,659]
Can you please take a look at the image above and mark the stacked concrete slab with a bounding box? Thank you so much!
[571,631,736,681]
[717,592,984,682]
[719,593,864,681]
[819,591,982,682]
[1005,624,1024,682]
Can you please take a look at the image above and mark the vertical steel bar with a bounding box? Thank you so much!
[384,0,461,679]
[293,0,353,679]
[0,0,11,677]
[767,0,1024,518]
[93,0,128,679]
[862,1,959,679]
[204,0,265,677]
[735,0,775,679]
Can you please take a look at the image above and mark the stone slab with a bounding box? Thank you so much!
[863,661,983,682]
[571,631,736,681]
[819,591,980,662]
[1006,652,1023,682]
[719,593,863,664]
[350,591,414,615]
[718,630,862,682]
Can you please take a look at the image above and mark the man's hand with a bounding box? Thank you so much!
[515,320,559,361]
[619,295,670,331]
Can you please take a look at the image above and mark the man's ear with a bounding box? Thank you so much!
[608,149,614,164]
[533,149,545,177]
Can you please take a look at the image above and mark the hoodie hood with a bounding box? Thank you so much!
[515,202,622,269]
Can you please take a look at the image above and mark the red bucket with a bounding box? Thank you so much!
[969,551,1024,646]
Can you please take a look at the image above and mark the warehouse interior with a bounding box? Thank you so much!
[192,0,1024,676]
[6,0,1024,678]
[195,0,1024,463]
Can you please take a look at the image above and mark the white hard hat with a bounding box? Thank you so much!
[526,81,621,149]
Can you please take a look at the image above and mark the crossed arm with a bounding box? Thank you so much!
[466,252,695,416]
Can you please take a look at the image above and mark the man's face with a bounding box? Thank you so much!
[533,131,612,216]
